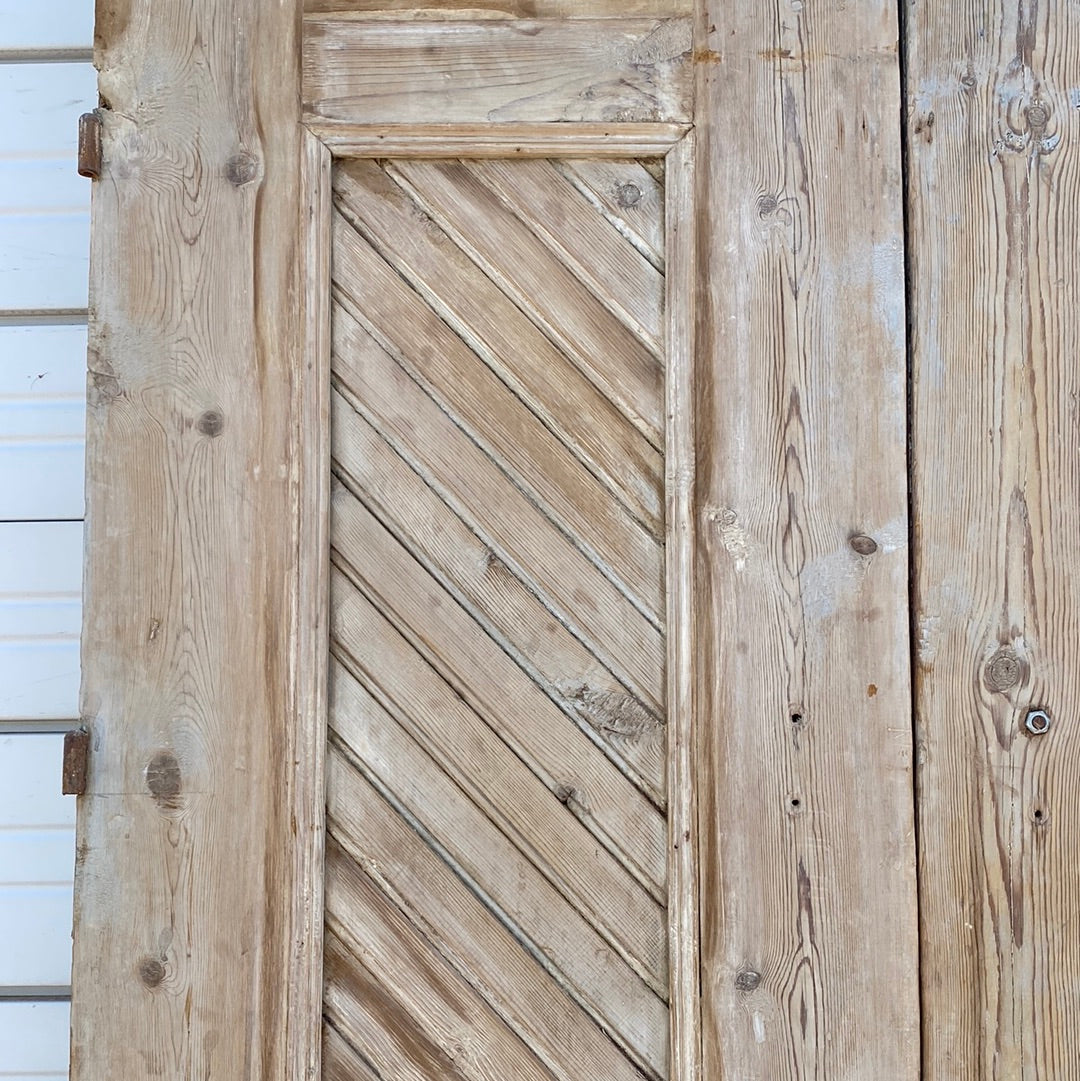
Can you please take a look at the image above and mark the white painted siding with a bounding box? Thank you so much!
[1,10,93,1080]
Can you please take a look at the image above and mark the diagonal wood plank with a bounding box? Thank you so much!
[556,160,665,268]
[331,206,664,615]
[325,760,662,1081]
[323,1022,381,1081]
[333,160,664,536]
[327,680,668,1073]
[325,852,559,1081]
[329,317,665,711]
[329,565,668,988]
[331,416,665,806]
[331,477,667,892]
[465,158,663,353]
[388,159,663,445]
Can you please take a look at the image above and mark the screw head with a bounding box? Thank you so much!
[1025,709,1051,736]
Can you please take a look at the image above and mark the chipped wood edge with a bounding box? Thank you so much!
[285,130,334,1081]
[664,131,702,1081]
[305,121,689,158]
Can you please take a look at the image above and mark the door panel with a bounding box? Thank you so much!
[325,156,669,1080]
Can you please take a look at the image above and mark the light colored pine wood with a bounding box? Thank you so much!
[330,477,666,891]
[333,159,664,536]
[908,2,1080,1077]
[325,853,559,1081]
[328,562,668,988]
[694,5,919,1079]
[329,312,665,710]
[308,122,687,157]
[303,0,691,18]
[390,159,664,446]
[558,159,665,267]
[324,781,656,1081]
[465,158,664,353]
[303,18,692,126]
[331,423,665,804]
[330,188,664,613]
[71,2,313,1078]
[323,1023,380,1081]
[327,677,669,1075]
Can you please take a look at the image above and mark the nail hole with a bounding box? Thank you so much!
[791,713,804,726]
[790,798,801,810]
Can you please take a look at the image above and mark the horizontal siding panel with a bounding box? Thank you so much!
[0,63,95,313]
[0,735,74,988]
[0,527,82,720]
[0,1001,69,1078]
[0,1,93,53]
[0,326,86,520]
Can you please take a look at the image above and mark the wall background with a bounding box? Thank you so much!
[1,4,95,1077]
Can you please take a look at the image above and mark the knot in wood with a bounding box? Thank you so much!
[734,968,762,992]
[197,409,225,437]
[138,956,166,988]
[146,751,182,810]
[225,151,259,187]
[615,182,642,208]
[984,648,1021,692]
[849,533,878,556]
[1025,101,1050,134]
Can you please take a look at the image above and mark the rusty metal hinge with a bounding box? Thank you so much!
[62,727,90,795]
[77,111,102,179]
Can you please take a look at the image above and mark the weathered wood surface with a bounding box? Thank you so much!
[303,18,692,126]
[325,157,670,1080]
[908,2,1080,1077]
[304,0,690,17]
[71,2,318,1079]
[694,5,919,1080]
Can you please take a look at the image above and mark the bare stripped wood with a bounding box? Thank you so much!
[663,134,701,1081]
[334,159,664,535]
[329,562,668,985]
[329,316,665,710]
[327,676,668,1073]
[466,158,664,353]
[695,5,919,1080]
[71,3,312,1080]
[308,122,688,157]
[304,0,691,18]
[324,761,659,1080]
[303,18,692,126]
[326,856,558,1081]
[908,3,1080,1078]
[331,423,665,803]
[557,159,665,267]
[390,159,663,445]
[323,1023,380,1081]
[331,477,666,889]
[331,200,664,612]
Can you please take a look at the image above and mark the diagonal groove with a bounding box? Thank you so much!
[464,158,664,355]
[329,206,665,620]
[331,421,666,807]
[325,727,669,1076]
[333,161,664,538]
[328,319,666,711]
[330,474,667,890]
[385,158,664,446]
[328,564,669,988]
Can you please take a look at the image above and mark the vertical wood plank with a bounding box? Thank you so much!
[71,2,312,1080]
[908,3,1080,1077]
[694,4,919,1078]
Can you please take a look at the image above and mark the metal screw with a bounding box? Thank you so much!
[1025,709,1051,736]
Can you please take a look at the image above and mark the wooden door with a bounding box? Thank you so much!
[70,0,1080,1079]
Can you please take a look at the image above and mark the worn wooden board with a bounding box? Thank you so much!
[70,3,317,1080]
[693,5,918,1079]
[907,3,1080,1078]
[304,0,691,16]
[304,18,692,126]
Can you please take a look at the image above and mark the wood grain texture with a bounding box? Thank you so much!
[303,18,692,126]
[907,2,1080,1077]
[325,156,671,1080]
[694,5,919,1079]
[303,0,691,17]
[70,2,315,1079]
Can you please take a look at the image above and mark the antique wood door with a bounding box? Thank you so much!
[71,0,1080,1079]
